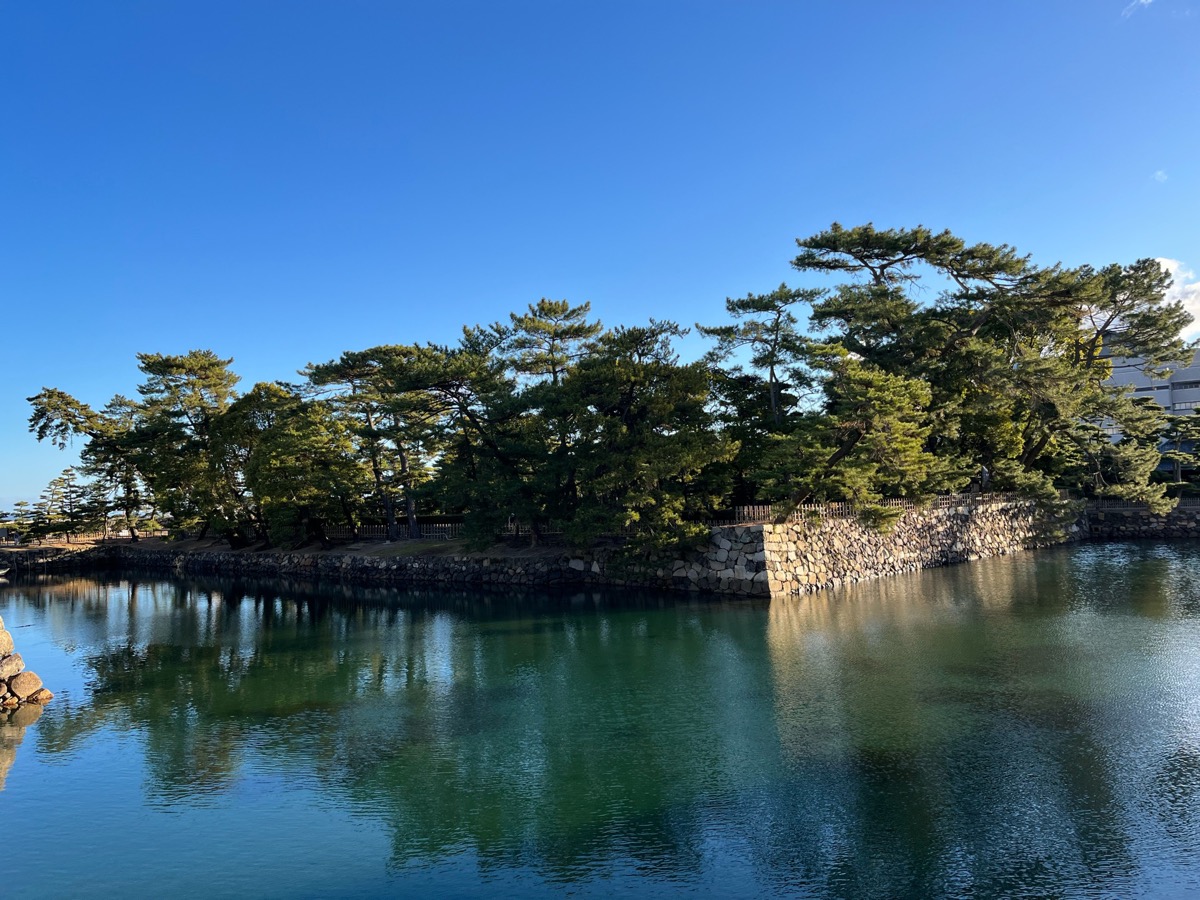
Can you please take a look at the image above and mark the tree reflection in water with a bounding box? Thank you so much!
[15,576,775,881]
[4,546,1200,897]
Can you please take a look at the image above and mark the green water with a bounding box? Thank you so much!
[2,542,1200,898]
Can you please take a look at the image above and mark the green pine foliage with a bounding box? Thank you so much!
[16,224,1194,547]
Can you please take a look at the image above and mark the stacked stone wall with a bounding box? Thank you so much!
[761,498,1082,596]
[15,497,1082,599]
[76,539,771,597]
[1086,506,1200,539]
[96,545,622,587]
[0,615,52,710]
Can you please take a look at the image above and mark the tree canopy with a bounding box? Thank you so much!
[16,224,1195,547]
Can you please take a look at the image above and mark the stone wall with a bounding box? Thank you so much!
[760,498,1081,596]
[75,540,772,597]
[0,615,52,710]
[24,496,1082,599]
[1086,505,1200,539]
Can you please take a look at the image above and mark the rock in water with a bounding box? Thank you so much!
[26,688,53,705]
[0,630,13,657]
[8,671,42,700]
[0,654,23,680]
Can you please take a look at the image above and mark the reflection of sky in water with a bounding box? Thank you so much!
[0,544,1199,897]
[764,545,1200,897]
[424,610,457,687]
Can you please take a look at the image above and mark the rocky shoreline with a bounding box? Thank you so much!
[1,496,1087,598]
[0,615,52,711]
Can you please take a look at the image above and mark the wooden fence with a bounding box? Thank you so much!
[162,494,1037,543]
[706,492,1027,526]
[19,494,1197,547]
[2,528,170,546]
[324,522,468,541]
[1088,496,1200,510]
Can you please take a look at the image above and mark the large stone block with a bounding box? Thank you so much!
[7,671,41,700]
[0,654,23,680]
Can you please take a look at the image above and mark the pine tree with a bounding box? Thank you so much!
[505,299,602,385]
[1161,411,1200,484]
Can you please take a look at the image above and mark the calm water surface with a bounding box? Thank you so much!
[3,542,1200,898]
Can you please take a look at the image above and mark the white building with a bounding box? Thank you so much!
[1107,351,1200,412]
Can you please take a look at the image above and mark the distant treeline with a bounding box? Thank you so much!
[7,223,1196,550]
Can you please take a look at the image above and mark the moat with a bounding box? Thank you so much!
[3,541,1200,898]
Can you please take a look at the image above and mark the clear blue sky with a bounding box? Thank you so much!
[2,0,1197,505]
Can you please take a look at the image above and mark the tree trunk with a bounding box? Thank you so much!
[124,500,142,542]
[360,405,404,542]
[384,493,399,542]
[339,497,359,540]
[769,368,782,428]
[251,506,268,544]
[405,493,419,540]
[396,447,420,539]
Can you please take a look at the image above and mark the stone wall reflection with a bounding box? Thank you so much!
[4,555,1200,897]
[0,703,42,790]
[761,550,1191,896]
